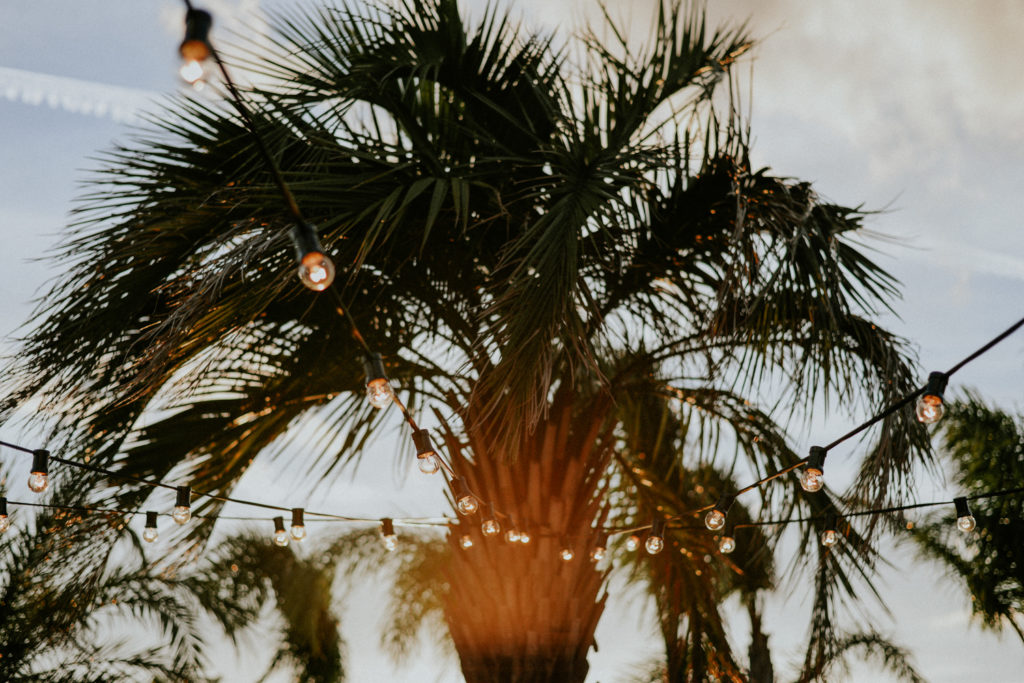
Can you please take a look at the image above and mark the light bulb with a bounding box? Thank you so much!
[27,472,49,493]
[800,469,823,492]
[179,59,205,84]
[718,535,736,554]
[417,453,440,474]
[172,506,191,525]
[297,251,336,291]
[820,529,838,547]
[0,516,9,533]
[274,529,290,547]
[457,495,479,516]
[560,547,575,561]
[916,395,944,424]
[645,536,664,555]
[705,509,725,531]
[916,372,949,424]
[505,528,521,543]
[482,518,500,536]
[290,508,306,541]
[460,534,474,549]
[366,378,394,409]
[590,546,606,562]
[625,534,641,551]
[143,511,158,543]
[954,497,976,533]
[383,534,398,551]
[518,530,531,544]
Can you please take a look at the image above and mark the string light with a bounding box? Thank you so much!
[625,533,642,551]
[645,518,666,555]
[559,538,575,561]
[518,528,532,544]
[27,449,49,493]
[290,508,306,540]
[705,494,734,531]
[459,534,473,549]
[718,523,736,554]
[412,429,440,475]
[290,222,336,291]
[143,511,159,543]
[953,496,976,532]
[451,477,478,516]
[380,517,398,551]
[272,516,289,546]
[590,535,608,562]
[481,504,501,537]
[362,353,394,410]
[172,486,191,525]
[820,512,839,547]
[801,446,826,493]
[0,497,9,533]
[504,519,521,543]
[179,8,212,85]
[916,371,949,424]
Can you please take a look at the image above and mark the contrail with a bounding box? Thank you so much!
[0,66,159,123]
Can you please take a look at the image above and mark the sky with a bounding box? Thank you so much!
[1,0,1023,681]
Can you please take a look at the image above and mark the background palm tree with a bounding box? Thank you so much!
[0,0,934,680]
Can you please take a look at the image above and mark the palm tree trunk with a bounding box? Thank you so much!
[440,388,613,683]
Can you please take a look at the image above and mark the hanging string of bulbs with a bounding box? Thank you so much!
[2,4,1022,572]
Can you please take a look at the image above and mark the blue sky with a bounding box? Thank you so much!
[1,0,1023,680]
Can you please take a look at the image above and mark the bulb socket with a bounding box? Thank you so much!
[451,477,471,500]
[714,493,735,514]
[31,449,49,475]
[824,511,837,533]
[290,222,325,261]
[362,353,388,384]
[175,485,191,509]
[923,371,949,402]
[650,517,666,539]
[180,9,213,61]
[145,510,158,529]
[381,517,395,537]
[292,508,304,526]
[413,429,436,457]
[273,516,286,533]
[953,496,972,519]
[723,520,736,537]
[806,446,826,473]
[0,497,6,516]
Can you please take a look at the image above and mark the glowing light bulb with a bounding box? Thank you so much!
[560,546,575,561]
[705,494,734,531]
[297,251,336,291]
[916,372,949,424]
[820,529,838,547]
[28,449,49,493]
[646,518,666,555]
[704,509,725,531]
[366,379,394,409]
[718,535,736,554]
[954,497,976,533]
[418,454,440,474]
[173,486,191,525]
[272,516,290,547]
[625,534,641,551]
[482,518,500,536]
[0,498,9,533]
[381,518,397,551]
[518,530,531,544]
[590,546,606,562]
[28,472,48,493]
[916,395,944,424]
[801,447,826,492]
[460,534,474,549]
[290,508,306,541]
[505,528,521,543]
[179,59,205,84]
[451,478,478,516]
[172,506,191,525]
[143,511,159,543]
[413,429,440,474]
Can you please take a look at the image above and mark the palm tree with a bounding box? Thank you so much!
[0,0,933,680]
[913,395,1024,641]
